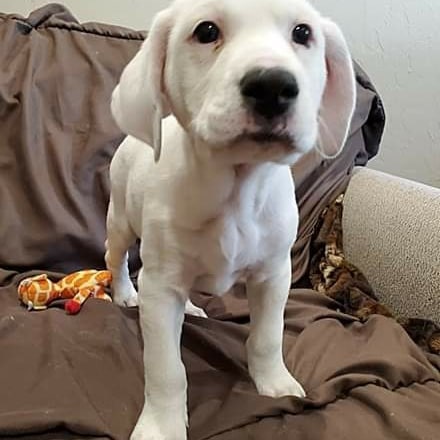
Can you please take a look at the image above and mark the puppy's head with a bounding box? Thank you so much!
[112,0,356,164]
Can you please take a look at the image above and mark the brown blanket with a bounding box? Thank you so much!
[1,4,439,440]
[1,282,440,440]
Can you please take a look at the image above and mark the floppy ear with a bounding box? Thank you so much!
[111,10,172,162]
[317,19,356,158]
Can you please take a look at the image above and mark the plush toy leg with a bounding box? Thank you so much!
[93,289,112,302]
[65,288,92,315]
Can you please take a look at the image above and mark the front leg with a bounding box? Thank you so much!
[246,258,305,398]
[130,269,188,440]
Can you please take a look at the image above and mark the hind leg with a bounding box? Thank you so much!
[185,299,207,318]
[105,199,138,307]
[185,299,208,318]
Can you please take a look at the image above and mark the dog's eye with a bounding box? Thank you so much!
[292,24,312,46]
[193,21,220,44]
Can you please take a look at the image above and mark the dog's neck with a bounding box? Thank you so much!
[169,128,292,228]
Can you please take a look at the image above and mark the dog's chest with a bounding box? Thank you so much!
[192,208,286,295]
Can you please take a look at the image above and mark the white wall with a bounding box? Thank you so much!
[311,0,440,187]
[2,0,440,187]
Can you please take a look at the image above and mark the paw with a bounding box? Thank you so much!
[184,300,207,318]
[252,366,306,399]
[113,281,138,307]
[130,417,163,440]
[130,403,187,440]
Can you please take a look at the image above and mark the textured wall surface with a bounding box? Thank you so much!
[3,0,439,186]
[311,0,440,187]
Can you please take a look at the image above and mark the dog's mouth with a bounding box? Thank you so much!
[249,131,291,143]
[236,131,296,148]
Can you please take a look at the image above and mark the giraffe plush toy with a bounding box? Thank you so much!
[18,270,113,315]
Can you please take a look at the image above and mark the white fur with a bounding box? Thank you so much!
[106,0,356,439]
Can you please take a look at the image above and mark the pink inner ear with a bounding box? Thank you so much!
[325,56,340,101]
[317,18,357,158]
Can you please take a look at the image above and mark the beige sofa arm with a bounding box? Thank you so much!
[342,167,440,321]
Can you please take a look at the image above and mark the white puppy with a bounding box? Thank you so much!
[106,0,356,438]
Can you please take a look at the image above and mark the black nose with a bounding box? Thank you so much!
[240,68,299,120]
